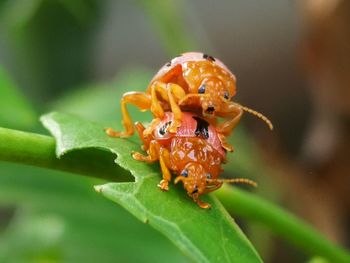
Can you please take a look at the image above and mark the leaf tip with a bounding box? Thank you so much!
[39,111,57,124]
[94,184,104,193]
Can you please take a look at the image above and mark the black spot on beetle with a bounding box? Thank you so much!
[166,61,171,67]
[206,106,215,114]
[224,91,229,100]
[159,121,172,136]
[193,116,209,139]
[198,84,206,94]
[203,54,215,62]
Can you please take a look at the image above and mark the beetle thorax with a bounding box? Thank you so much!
[182,61,236,96]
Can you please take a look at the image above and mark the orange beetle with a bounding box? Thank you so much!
[106,52,273,151]
[133,111,256,208]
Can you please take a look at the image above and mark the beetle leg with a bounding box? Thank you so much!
[167,83,187,101]
[105,92,151,137]
[150,81,167,119]
[217,133,234,152]
[150,81,186,132]
[167,83,186,132]
[158,147,172,191]
[191,193,211,209]
[215,109,242,151]
[135,122,149,151]
[132,140,172,191]
[215,103,243,136]
[132,140,159,163]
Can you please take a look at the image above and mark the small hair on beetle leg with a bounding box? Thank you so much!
[239,104,274,130]
[207,178,257,187]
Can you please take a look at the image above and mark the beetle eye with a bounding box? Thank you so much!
[224,92,229,100]
[181,169,188,177]
[198,84,206,94]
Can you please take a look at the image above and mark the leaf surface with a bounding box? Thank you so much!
[41,111,262,263]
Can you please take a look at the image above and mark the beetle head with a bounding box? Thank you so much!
[198,77,235,117]
[174,162,211,208]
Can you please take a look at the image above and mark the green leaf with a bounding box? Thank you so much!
[0,65,37,129]
[0,163,186,263]
[40,112,262,263]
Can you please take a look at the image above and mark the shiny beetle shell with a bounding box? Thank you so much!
[149,52,237,106]
[153,112,226,159]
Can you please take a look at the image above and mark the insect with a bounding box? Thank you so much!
[105,52,273,151]
[132,111,257,208]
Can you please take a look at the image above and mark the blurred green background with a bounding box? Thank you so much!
[1,0,350,262]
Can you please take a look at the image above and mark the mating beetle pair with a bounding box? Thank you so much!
[106,52,271,208]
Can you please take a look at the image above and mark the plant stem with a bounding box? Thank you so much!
[215,184,350,263]
[0,127,132,182]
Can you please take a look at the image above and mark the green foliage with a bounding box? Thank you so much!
[216,185,350,263]
[40,111,262,263]
[0,66,37,130]
[1,0,100,102]
[0,164,186,263]
[0,67,185,262]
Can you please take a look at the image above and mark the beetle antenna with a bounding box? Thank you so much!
[239,104,273,130]
[207,178,257,187]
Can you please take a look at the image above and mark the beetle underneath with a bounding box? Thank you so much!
[132,112,256,208]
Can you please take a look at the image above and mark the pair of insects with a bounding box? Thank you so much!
[106,52,272,208]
